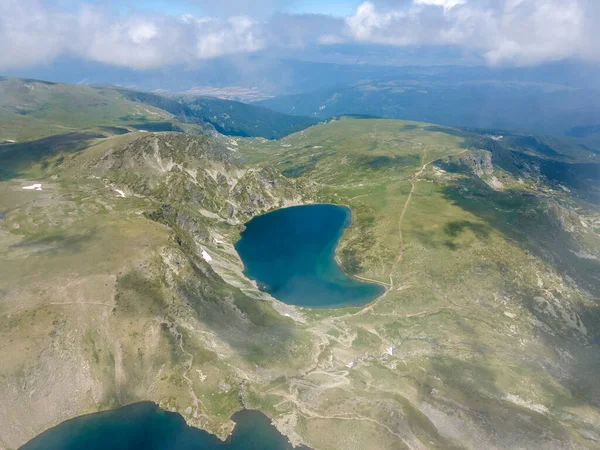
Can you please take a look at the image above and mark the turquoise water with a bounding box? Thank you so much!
[235,204,384,307]
[22,403,307,450]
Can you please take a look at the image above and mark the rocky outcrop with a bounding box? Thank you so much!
[82,132,311,227]
[461,149,493,176]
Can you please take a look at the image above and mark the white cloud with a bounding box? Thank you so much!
[414,0,466,9]
[0,0,599,70]
[346,2,405,43]
[0,0,72,67]
[128,23,159,45]
[0,2,269,70]
[193,16,265,59]
[345,0,599,65]
[318,34,345,45]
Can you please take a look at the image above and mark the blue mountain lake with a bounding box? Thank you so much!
[22,403,307,450]
[235,204,384,307]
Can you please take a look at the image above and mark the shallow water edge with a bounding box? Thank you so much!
[22,402,311,450]
[235,203,384,308]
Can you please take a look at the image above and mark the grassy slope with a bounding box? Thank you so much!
[1,110,599,450]
[0,77,315,144]
[258,81,600,149]
[0,77,175,142]
[116,88,318,139]
[0,131,314,449]
[174,95,318,139]
[238,117,600,449]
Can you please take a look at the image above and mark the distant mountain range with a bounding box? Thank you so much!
[4,53,600,97]
[258,79,600,150]
[4,55,600,148]
[0,77,317,143]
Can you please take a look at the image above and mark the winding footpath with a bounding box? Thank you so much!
[390,149,468,281]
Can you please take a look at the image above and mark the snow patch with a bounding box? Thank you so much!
[114,189,126,198]
[504,311,517,319]
[22,184,42,191]
[201,249,213,262]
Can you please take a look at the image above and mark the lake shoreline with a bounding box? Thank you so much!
[22,402,311,450]
[235,203,384,308]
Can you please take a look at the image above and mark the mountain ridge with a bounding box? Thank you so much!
[0,86,599,449]
[0,77,317,143]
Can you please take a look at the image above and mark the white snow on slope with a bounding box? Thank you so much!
[23,184,42,191]
[202,249,213,262]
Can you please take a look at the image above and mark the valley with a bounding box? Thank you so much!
[0,81,599,450]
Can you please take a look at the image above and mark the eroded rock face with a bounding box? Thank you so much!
[92,133,310,223]
[461,149,493,176]
[221,202,235,219]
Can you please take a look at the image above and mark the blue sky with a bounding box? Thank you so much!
[289,0,361,16]
[118,1,204,17]
[127,0,361,17]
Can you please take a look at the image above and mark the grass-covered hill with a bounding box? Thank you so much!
[0,130,315,449]
[0,77,316,143]
[0,87,599,450]
[117,89,318,139]
[258,80,600,149]
[0,77,174,143]
[238,117,600,449]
